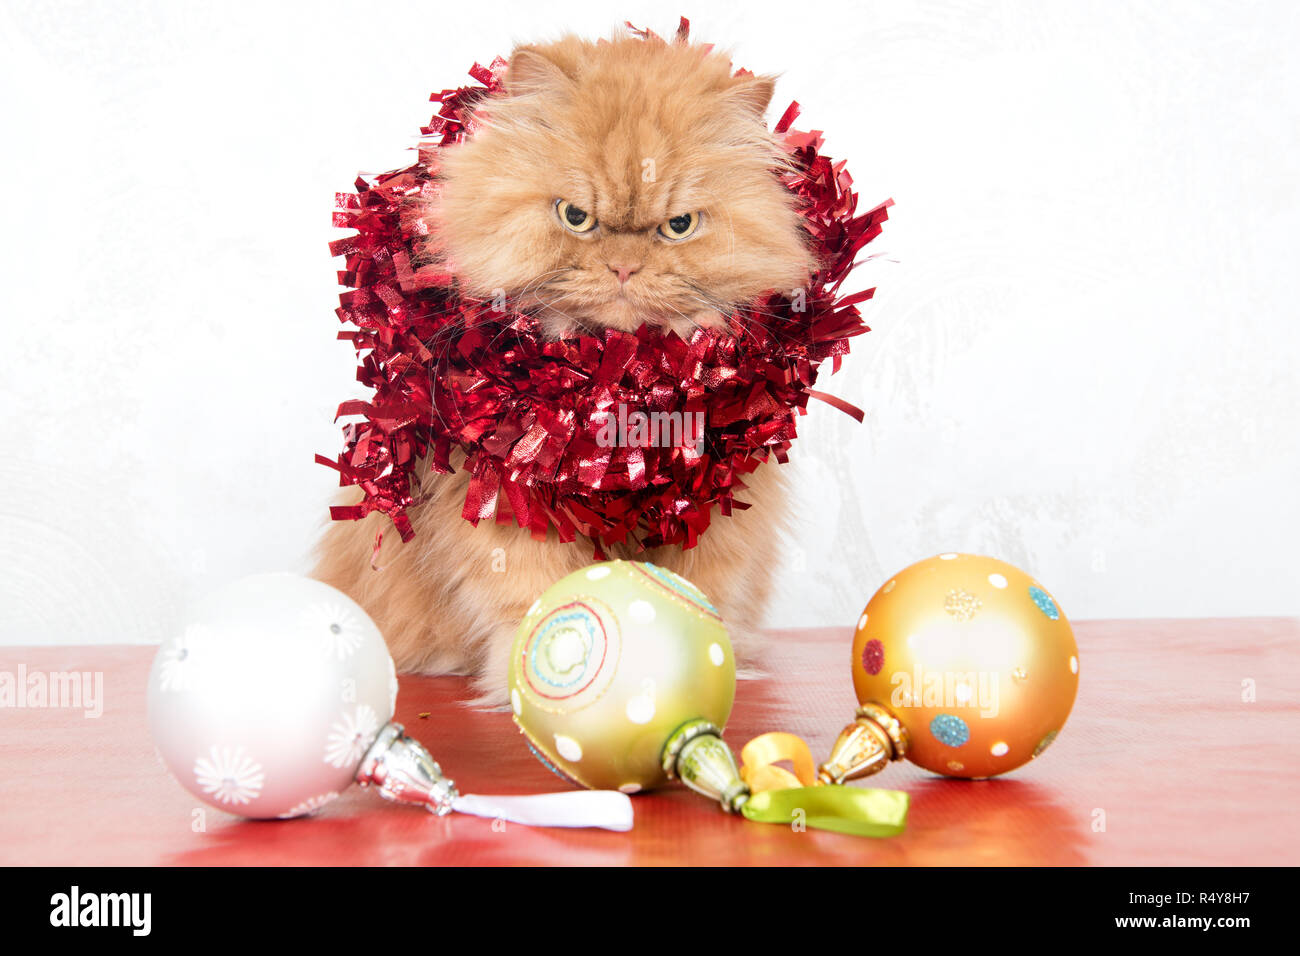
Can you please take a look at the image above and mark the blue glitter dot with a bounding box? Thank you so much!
[1028,586,1060,620]
[930,714,970,748]
[525,739,582,786]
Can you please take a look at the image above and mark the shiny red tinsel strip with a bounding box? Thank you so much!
[319,22,889,555]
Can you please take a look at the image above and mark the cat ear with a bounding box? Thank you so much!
[505,47,573,98]
[727,74,777,118]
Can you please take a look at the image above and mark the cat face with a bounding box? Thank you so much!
[431,35,815,338]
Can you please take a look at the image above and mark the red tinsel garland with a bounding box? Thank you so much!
[318,20,889,556]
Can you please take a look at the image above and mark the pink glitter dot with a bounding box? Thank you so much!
[862,639,884,675]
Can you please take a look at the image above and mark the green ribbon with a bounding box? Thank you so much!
[742,785,910,837]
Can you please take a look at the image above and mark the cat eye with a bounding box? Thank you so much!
[555,200,597,234]
[658,211,702,241]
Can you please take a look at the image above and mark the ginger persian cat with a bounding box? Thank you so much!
[315,32,815,704]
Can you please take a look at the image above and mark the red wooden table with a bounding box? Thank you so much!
[2,619,1296,866]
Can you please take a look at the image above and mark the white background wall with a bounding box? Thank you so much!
[1,0,1296,645]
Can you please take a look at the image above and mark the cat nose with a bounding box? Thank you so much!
[607,262,641,284]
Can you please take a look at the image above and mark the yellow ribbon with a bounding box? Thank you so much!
[740,732,821,790]
[737,732,910,838]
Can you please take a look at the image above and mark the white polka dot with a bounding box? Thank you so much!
[857,613,868,630]
[954,681,972,703]
[628,599,656,622]
[939,553,958,560]
[708,643,725,666]
[554,735,582,762]
[991,741,1009,757]
[625,694,655,724]
[586,566,611,580]
[510,688,521,716]
[618,783,642,794]
[988,573,1008,589]
[1069,655,1079,674]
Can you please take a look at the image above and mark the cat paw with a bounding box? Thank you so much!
[464,626,518,710]
[465,675,513,712]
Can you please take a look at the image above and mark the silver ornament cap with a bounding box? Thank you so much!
[355,722,458,815]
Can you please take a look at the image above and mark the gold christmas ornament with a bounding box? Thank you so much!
[820,553,1079,782]
[508,560,736,796]
[510,561,910,836]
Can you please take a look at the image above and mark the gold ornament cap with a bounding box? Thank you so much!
[818,702,909,785]
[663,719,750,813]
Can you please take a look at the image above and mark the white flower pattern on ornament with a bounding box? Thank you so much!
[277,791,340,819]
[324,704,380,768]
[193,745,265,806]
[306,601,367,660]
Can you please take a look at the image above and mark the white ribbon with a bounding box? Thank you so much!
[451,791,634,831]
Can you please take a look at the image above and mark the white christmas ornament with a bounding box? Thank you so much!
[147,573,632,830]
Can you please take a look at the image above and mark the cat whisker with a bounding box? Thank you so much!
[481,268,575,352]
[530,286,600,337]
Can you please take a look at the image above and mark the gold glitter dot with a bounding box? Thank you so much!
[1033,730,1059,758]
[944,587,982,622]
[947,760,964,772]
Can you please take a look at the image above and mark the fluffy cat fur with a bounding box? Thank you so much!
[314,32,815,705]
